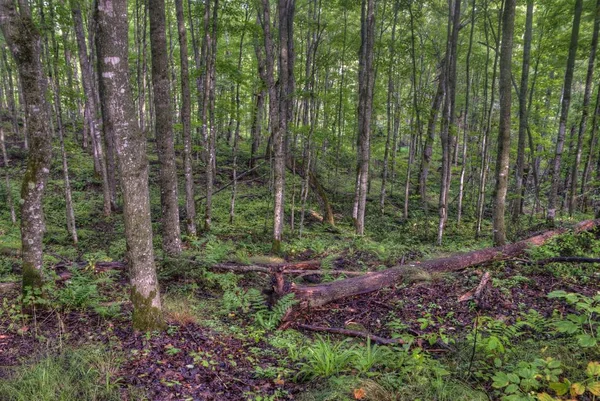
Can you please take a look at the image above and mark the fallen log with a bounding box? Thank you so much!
[291,219,600,308]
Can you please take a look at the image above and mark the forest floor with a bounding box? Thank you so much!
[2,232,600,400]
[1,146,600,400]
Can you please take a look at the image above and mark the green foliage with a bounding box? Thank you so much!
[251,291,298,330]
[297,336,356,380]
[548,291,600,348]
[491,358,563,401]
[351,337,393,376]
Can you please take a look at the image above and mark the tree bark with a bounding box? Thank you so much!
[437,0,461,245]
[0,0,53,293]
[547,0,583,225]
[457,0,476,225]
[71,0,113,216]
[174,0,197,237]
[568,0,600,215]
[353,0,375,236]
[149,0,182,254]
[492,0,516,246]
[512,0,533,221]
[96,0,164,331]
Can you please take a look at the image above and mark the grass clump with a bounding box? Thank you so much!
[0,346,126,401]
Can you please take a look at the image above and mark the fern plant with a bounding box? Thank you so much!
[254,293,298,330]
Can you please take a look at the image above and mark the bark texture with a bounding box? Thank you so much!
[547,0,583,224]
[353,0,375,236]
[0,0,53,292]
[492,0,516,246]
[174,0,196,237]
[512,0,533,220]
[149,0,182,254]
[96,0,164,331]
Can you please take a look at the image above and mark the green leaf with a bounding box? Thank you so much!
[549,381,569,396]
[554,320,579,334]
[588,381,600,396]
[576,334,597,347]
[508,373,521,384]
[492,372,510,388]
[587,362,600,377]
[505,384,519,394]
[571,382,585,397]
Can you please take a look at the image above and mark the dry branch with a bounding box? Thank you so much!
[537,256,600,265]
[458,272,492,303]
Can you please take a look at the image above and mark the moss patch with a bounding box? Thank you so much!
[130,288,166,332]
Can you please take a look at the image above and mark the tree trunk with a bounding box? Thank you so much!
[419,64,444,211]
[476,2,501,237]
[71,0,113,215]
[547,0,583,225]
[175,0,197,237]
[47,2,78,245]
[353,0,375,236]
[380,1,399,215]
[1,47,25,150]
[200,0,218,233]
[96,0,164,331]
[149,0,182,254]
[457,0,476,224]
[1,0,53,293]
[568,0,599,215]
[437,0,461,245]
[229,10,249,224]
[492,0,516,246]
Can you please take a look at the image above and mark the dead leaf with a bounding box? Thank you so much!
[353,388,366,400]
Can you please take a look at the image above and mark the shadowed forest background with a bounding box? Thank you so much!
[1,0,600,399]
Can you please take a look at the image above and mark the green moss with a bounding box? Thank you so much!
[130,288,166,332]
[22,262,43,292]
[271,238,282,255]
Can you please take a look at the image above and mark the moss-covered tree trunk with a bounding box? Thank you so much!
[95,0,164,331]
[0,0,53,293]
[149,0,182,254]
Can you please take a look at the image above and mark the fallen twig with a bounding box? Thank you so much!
[458,272,492,303]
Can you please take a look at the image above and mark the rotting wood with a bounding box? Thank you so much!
[290,219,600,308]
